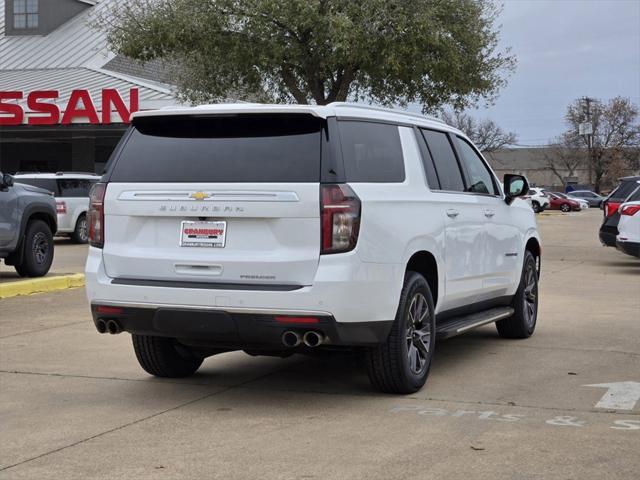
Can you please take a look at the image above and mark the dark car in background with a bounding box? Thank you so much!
[568,190,604,208]
[599,176,640,247]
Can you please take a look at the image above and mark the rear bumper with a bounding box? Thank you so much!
[90,304,392,347]
[85,247,402,331]
[599,226,618,247]
[616,239,640,258]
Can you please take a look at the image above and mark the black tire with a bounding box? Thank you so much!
[560,203,571,213]
[496,250,539,339]
[14,219,54,277]
[366,272,436,394]
[532,201,541,213]
[71,214,88,244]
[132,335,203,378]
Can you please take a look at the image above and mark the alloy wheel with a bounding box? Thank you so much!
[32,232,49,265]
[523,262,538,328]
[405,293,432,375]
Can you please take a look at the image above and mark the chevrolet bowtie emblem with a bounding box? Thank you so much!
[190,191,210,201]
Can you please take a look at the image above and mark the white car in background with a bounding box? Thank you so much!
[527,188,550,213]
[616,201,640,258]
[14,173,101,243]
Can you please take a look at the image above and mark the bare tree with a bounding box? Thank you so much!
[543,133,586,187]
[441,111,517,151]
[564,96,640,192]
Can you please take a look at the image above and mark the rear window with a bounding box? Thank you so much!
[338,121,405,182]
[15,178,59,195]
[109,114,323,183]
[609,180,640,201]
[57,179,97,197]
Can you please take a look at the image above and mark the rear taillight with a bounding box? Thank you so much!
[605,202,621,217]
[320,184,361,254]
[88,182,106,248]
[56,201,67,214]
[620,204,640,216]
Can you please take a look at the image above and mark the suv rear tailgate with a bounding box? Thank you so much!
[101,113,323,288]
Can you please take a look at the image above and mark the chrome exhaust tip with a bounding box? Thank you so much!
[282,330,302,348]
[303,331,324,348]
[106,319,122,335]
[96,319,107,334]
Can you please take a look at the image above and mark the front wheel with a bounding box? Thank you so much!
[132,335,203,378]
[496,250,539,339]
[366,272,436,394]
[560,203,571,213]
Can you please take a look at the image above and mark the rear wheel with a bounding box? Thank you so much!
[366,272,436,394]
[560,203,571,213]
[71,214,88,244]
[496,250,538,339]
[132,335,203,378]
[14,220,54,277]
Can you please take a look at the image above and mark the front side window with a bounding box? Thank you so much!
[454,137,498,195]
[14,0,39,29]
[421,129,465,192]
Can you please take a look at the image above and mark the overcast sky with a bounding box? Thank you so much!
[415,0,640,146]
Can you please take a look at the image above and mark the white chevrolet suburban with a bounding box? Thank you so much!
[85,103,541,393]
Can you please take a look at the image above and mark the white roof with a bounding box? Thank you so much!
[132,102,456,132]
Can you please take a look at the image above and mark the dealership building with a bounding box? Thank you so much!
[0,0,181,174]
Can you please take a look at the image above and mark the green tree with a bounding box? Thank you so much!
[101,0,515,110]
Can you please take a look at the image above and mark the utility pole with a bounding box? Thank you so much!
[579,96,596,186]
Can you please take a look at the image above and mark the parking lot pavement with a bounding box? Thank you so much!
[0,238,88,283]
[0,209,638,479]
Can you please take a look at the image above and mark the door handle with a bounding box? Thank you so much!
[484,209,495,218]
[446,209,459,218]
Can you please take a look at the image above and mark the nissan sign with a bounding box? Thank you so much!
[0,88,139,125]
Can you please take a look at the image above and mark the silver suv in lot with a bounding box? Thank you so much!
[86,103,541,393]
[14,173,100,244]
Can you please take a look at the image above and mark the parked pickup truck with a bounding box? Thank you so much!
[0,172,57,277]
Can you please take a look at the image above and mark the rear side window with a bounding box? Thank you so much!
[15,178,59,195]
[420,130,465,192]
[454,137,498,195]
[57,179,97,197]
[338,121,405,182]
[109,114,322,183]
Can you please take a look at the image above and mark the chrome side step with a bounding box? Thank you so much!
[436,306,514,340]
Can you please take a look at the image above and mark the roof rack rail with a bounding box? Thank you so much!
[327,102,445,124]
[54,171,101,176]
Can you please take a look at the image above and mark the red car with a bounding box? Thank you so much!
[547,192,581,212]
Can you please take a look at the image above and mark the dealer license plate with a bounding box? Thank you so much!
[180,221,227,248]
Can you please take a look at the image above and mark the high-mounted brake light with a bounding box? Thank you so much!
[56,201,67,214]
[320,184,361,254]
[620,204,640,216]
[88,182,107,248]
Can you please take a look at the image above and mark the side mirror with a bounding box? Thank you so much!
[504,174,529,205]
[0,173,14,189]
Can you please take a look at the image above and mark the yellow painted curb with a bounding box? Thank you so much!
[0,273,85,299]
